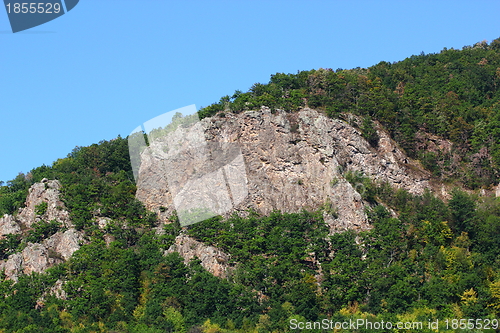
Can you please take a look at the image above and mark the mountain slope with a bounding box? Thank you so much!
[0,39,500,332]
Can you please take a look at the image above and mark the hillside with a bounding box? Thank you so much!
[0,39,500,332]
[199,38,500,190]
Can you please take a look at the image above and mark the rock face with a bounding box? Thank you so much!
[0,229,81,282]
[0,215,21,236]
[0,179,82,281]
[136,108,431,233]
[166,234,232,279]
[0,179,73,234]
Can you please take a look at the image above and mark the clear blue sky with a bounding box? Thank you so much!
[1,0,500,182]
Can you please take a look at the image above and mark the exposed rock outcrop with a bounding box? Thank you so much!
[0,179,72,238]
[18,179,72,229]
[0,229,83,282]
[166,234,232,279]
[0,214,21,236]
[0,180,82,281]
[136,108,431,233]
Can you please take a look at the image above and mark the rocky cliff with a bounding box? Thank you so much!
[0,179,83,281]
[136,107,433,233]
[165,233,232,279]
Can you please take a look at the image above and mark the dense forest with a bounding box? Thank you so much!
[0,39,500,332]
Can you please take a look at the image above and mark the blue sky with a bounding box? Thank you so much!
[1,0,500,182]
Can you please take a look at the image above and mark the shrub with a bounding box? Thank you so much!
[35,201,48,216]
[26,219,61,243]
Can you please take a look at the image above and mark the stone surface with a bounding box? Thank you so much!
[136,108,431,233]
[48,279,68,300]
[166,234,231,279]
[0,180,82,282]
[44,229,82,261]
[0,214,21,236]
[0,229,83,282]
[16,179,72,229]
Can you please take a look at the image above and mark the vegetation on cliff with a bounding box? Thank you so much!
[200,38,500,189]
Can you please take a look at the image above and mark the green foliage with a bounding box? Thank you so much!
[419,151,440,175]
[161,214,182,249]
[187,210,329,321]
[34,201,48,216]
[163,306,186,333]
[323,230,365,310]
[0,173,31,216]
[448,189,477,235]
[330,177,339,187]
[321,198,338,218]
[26,219,61,243]
[361,116,379,147]
[344,170,377,203]
[36,137,156,232]
[1,190,500,331]
[0,233,21,259]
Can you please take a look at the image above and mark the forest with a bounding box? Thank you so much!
[0,39,500,332]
